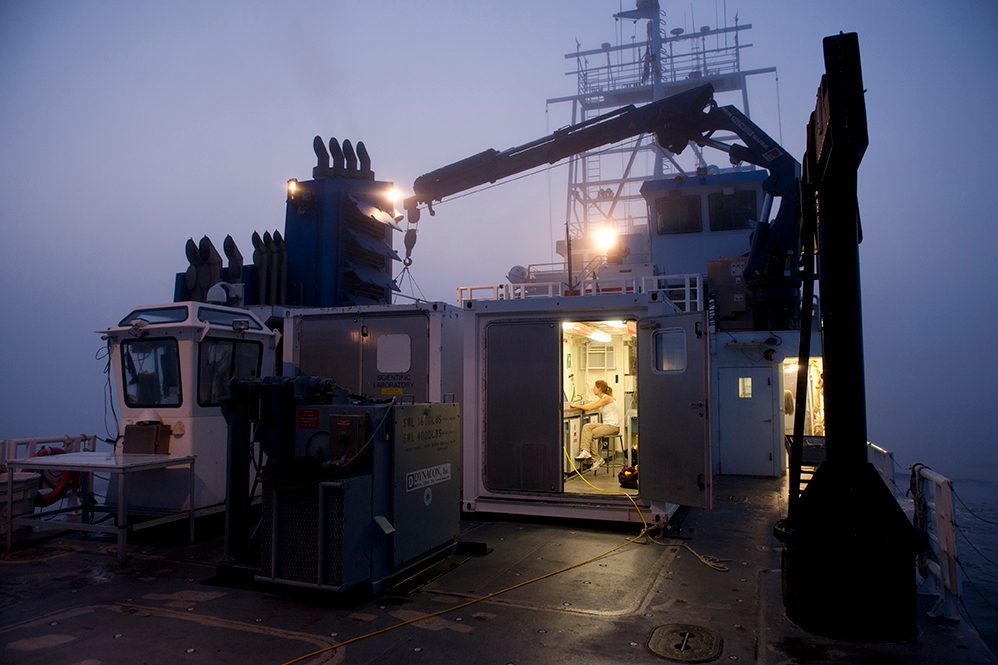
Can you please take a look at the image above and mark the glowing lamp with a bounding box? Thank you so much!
[593,225,617,253]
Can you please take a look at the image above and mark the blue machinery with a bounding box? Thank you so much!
[222,377,460,593]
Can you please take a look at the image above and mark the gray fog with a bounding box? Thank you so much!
[2,1,996,480]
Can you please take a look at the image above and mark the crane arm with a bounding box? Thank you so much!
[402,83,803,311]
[403,84,716,223]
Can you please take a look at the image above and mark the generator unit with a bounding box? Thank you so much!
[222,377,460,593]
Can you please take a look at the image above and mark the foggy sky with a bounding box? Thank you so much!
[2,1,996,479]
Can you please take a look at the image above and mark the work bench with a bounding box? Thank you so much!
[5,451,195,562]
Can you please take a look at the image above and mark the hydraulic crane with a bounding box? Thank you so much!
[403,83,802,320]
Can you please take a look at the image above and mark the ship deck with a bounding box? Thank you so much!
[2,476,994,664]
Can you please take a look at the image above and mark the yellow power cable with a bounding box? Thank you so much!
[562,445,649,532]
[280,529,647,665]
[280,448,726,665]
[563,448,728,572]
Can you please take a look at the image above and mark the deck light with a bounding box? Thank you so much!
[287,178,298,201]
[385,186,403,205]
[593,225,617,253]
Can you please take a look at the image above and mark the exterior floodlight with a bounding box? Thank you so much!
[287,178,299,201]
[593,225,617,253]
[385,186,403,205]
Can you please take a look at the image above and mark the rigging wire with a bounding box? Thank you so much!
[775,72,784,146]
[394,265,427,302]
[955,522,998,569]
[97,341,119,441]
[545,104,555,264]
[952,489,998,526]
[956,555,998,615]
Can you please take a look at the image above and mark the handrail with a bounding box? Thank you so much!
[457,272,704,310]
[2,434,98,463]
[909,463,962,620]
[867,442,899,497]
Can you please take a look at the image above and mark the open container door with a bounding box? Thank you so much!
[637,311,712,509]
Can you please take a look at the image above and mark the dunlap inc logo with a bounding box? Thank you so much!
[406,463,451,492]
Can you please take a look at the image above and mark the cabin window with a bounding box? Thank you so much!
[122,338,182,408]
[198,307,263,330]
[377,334,411,373]
[655,194,702,234]
[118,306,188,327]
[738,376,753,398]
[197,338,263,406]
[708,189,758,231]
[652,329,687,372]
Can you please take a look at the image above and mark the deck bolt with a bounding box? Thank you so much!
[537,629,547,634]
[629,641,639,647]
[49,621,58,626]
[185,648,196,654]
[255,618,263,623]
[455,617,463,622]
[413,647,422,652]
[187,607,195,612]
[113,633,123,639]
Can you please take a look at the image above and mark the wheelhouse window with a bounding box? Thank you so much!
[197,307,262,330]
[655,194,702,234]
[708,189,758,231]
[122,338,182,408]
[198,338,263,405]
[118,306,188,327]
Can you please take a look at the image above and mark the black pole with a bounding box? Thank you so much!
[788,173,817,520]
[774,33,923,642]
[815,166,867,467]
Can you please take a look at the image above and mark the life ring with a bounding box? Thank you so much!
[31,446,80,507]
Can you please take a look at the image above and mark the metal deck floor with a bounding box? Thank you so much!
[1,476,994,664]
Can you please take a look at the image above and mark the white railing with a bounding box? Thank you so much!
[910,464,962,620]
[2,434,98,463]
[865,443,961,620]
[641,274,703,312]
[456,273,704,310]
[867,442,899,497]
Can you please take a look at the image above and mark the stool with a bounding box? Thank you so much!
[597,433,624,474]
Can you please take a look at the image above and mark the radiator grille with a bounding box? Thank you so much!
[261,485,346,586]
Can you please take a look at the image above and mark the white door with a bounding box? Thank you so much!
[637,312,712,509]
[718,366,776,476]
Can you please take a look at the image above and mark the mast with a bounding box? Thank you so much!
[546,1,774,270]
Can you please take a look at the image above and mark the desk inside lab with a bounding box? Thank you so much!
[563,403,598,471]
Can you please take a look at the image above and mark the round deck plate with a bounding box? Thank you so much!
[648,623,723,662]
